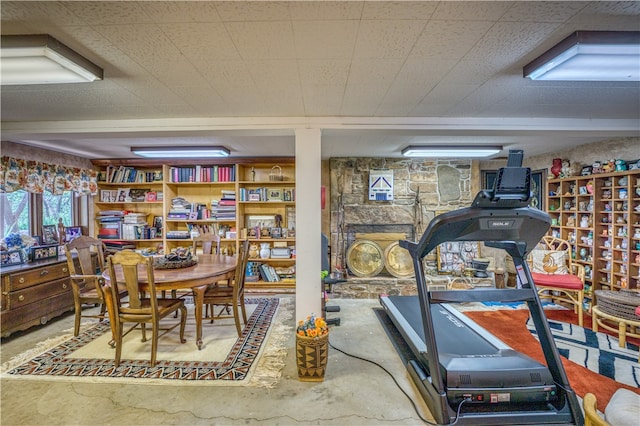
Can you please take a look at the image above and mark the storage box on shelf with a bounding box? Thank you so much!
[546,169,640,300]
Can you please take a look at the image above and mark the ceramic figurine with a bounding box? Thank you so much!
[602,189,611,199]
[592,161,603,174]
[621,239,628,249]
[579,247,587,260]
[248,243,260,259]
[580,215,589,228]
[619,188,628,199]
[566,215,575,227]
[618,176,628,186]
[634,228,640,239]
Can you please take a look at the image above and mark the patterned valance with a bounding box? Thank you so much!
[0,156,98,195]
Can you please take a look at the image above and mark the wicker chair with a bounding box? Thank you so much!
[106,250,187,367]
[529,236,585,326]
[202,240,249,337]
[583,393,609,426]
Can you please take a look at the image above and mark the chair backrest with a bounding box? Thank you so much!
[192,233,221,255]
[233,240,250,297]
[530,235,585,280]
[107,250,158,316]
[64,235,106,277]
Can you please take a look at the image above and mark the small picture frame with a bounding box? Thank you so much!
[266,188,282,202]
[30,245,59,261]
[246,215,276,230]
[116,188,130,202]
[270,227,282,239]
[64,226,82,243]
[100,189,114,202]
[145,191,158,202]
[129,188,149,202]
[1,249,26,266]
[42,225,59,245]
[188,212,198,220]
[248,193,261,201]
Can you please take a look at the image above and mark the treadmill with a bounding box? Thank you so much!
[379,150,583,425]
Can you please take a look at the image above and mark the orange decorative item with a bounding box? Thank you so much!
[296,315,329,381]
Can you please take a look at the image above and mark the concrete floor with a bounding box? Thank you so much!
[1,296,432,425]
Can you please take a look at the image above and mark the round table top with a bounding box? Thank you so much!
[103,254,237,290]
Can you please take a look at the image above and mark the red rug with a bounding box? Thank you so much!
[465,309,640,412]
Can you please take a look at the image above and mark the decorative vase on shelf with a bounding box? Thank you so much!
[551,158,562,178]
[260,243,271,259]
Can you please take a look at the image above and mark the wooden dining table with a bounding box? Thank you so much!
[102,254,237,350]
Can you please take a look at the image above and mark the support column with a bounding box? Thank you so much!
[294,128,322,322]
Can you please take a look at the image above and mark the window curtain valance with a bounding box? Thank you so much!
[0,156,98,195]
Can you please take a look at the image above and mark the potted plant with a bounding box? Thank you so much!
[296,314,329,381]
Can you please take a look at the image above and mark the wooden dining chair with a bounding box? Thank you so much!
[64,235,127,336]
[192,233,221,255]
[202,240,249,336]
[106,250,187,367]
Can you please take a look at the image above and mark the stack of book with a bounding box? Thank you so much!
[259,263,280,282]
[212,190,236,221]
[97,210,125,239]
[103,240,136,253]
[122,213,148,240]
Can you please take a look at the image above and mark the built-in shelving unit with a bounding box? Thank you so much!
[92,158,296,289]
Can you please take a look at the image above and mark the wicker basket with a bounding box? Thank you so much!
[296,333,329,382]
[269,165,284,181]
[595,289,640,320]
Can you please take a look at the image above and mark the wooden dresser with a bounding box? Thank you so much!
[1,256,74,337]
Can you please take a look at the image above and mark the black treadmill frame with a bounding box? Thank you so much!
[393,198,584,425]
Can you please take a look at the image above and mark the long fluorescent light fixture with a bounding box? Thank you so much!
[1,34,103,85]
[524,31,640,81]
[401,146,502,158]
[131,146,231,158]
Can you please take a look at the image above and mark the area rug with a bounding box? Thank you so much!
[465,309,640,412]
[526,316,639,388]
[1,297,292,387]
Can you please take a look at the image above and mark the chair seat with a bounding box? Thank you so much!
[532,272,583,290]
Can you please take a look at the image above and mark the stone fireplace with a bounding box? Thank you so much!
[328,157,479,298]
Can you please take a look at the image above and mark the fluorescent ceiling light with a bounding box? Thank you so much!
[524,31,640,81]
[1,35,103,85]
[401,146,502,158]
[131,146,230,158]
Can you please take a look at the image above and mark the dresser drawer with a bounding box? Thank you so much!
[7,277,70,308]
[8,262,69,291]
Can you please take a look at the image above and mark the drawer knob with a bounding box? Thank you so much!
[19,277,24,284]
[40,270,49,276]
[63,267,68,273]
[62,283,68,289]
[18,295,25,302]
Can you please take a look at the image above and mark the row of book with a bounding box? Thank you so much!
[238,187,295,202]
[169,165,235,183]
[103,166,162,183]
[246,261,282,282]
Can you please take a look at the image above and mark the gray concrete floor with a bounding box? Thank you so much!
[1,296,431,425]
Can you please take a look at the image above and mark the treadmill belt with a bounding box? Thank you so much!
[387,296,498,356]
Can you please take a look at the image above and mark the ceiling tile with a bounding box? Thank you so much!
[410,20,494,60]
[64,2,153,25]
[214,2,290,21]
[159,23,241,61]
[293,20,358,59]
[298,59,350,87]
[431,1,514,21]
[361,2,438,20]
[225,21,296,59]
[354,20,426,59]
[139,2,221,23]
[289,2,363,20]
[501,1,587,22]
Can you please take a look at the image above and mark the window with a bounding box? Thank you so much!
[1,190,76,239]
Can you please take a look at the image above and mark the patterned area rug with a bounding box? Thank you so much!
[1,297,292,387]
[527,316,640,388]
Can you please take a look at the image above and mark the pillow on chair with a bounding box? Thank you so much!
[531,250,569,275]
[605,388,640,426]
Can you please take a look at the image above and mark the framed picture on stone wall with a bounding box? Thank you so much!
[436,241,479,274]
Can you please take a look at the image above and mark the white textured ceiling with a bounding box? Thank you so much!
[1,1,639,159]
